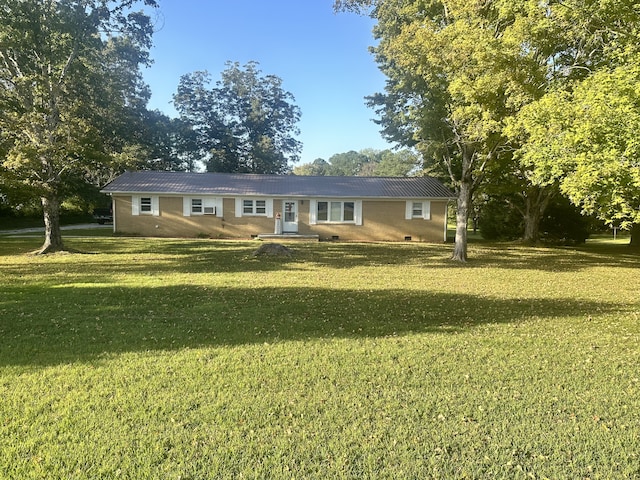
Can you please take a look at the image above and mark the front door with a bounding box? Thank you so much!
[282,200,298,233]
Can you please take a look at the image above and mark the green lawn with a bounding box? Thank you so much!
[1,236,638,479]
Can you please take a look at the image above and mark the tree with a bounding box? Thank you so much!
[293,158,331,176]
[510,64,640,245]
[326,150,371,176]
[374,149,421,176]
[174,62,302,175]
[564,65,640,245]
[293,149,421,177]
[337,0,640,258]
[0,0,157,253]
[339,0,541,260]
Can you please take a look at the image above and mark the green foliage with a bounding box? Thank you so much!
[480,195,592,244]
[0,237,639,478]
[293,149,421,176]
[539,196,592,245]
[0,0,158,252]
[374,149,421,176]
[479,196,523,241]
[350,0,558,259]
[325,150,371,176]
[173,62,302,174]
[562,66,640,230]
[293,158,332,176]
[338,0,640,256]
[509,64,640,231]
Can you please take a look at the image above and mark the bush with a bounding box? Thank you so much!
[479,196,523,241]
[479,195,593,244]
[540,196,592,245]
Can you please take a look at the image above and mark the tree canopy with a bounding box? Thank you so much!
[0,0,157,253]
[509,63,640,239]
[293,148,421,177]
[336,0,640,256]
[173,62,302,175]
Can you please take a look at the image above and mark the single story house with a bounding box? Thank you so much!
[100,171,454,242]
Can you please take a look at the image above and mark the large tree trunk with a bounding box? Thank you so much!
[452,180,472,262]
[630,223,640,247]
[522,186,553,245]
[38,194,64,254]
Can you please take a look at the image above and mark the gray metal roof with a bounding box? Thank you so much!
[101,171,454,199]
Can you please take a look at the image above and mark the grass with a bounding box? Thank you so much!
[0,235,639,479]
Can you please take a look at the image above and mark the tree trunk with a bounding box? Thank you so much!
[522,186,553,245]
[630,223,640,247]
[452,180,472,262]
[522,198,542,245]
[38,194,64,254]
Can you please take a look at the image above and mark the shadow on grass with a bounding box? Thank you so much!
[77,238,640,272]
[3,238,637,278]
[0,284,630,367]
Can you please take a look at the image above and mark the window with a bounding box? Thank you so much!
[140,197,152,214]
[343,202,355,222]
[235,198,273,218]
[412,202,423,218]
[184,197,220,217]
[317,201,356,223]
[317,201,328,221]
[242,199,267,216]
[191,198,216,215]
[132,195,158,216]
[405,200,431,220]
[310,199,362,225]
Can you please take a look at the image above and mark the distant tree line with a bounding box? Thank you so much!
[293,149,421,177]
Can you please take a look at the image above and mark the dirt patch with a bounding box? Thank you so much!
[251,243,294,257]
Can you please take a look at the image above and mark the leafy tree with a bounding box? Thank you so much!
[478,195,523,242]
[374,149,421,176]
[340,0,542,260]
[293,158,331,176]
[337,0,640,258]
[174,62,302,175]
[293,149,420,177]
[326,150,371,176]
[0,0,157,253]
[564,66,640,245]
[510,64,640,245]
[479,193,591,245]
[170,118,202,173]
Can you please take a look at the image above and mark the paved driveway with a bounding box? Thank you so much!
[0,223,112,235]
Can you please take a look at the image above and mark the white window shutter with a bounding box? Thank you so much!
[216,198,224,217]
[132,196,140,216]
[309,199,317,225]
[355,200,363,226]
[405,201,412,220]
[423,201,431,220]
[266,199,274,218]
[183,197,191,217]
[151,196,160,216]
[235,198,242,217]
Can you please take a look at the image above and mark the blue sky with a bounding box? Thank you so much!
[142,1,393,164]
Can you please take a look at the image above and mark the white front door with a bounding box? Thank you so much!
[282,200,298,233]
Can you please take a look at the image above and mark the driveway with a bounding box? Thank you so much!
[0,223,112,235]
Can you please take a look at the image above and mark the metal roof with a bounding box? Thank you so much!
[101,171,454,199]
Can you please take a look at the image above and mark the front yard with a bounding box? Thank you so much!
[0,236,638,478]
